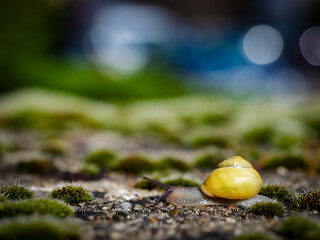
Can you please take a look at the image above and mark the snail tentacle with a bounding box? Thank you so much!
[157,189,174,203]
[143,176,170,189]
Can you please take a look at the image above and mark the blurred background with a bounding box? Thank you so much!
[1,0,320,174]
[1,0,320,99]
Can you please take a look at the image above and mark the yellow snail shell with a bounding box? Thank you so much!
[200,156,262,200]
[143,156,270,207]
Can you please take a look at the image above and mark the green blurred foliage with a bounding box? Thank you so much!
[0,216,82,240]
[0,0,186,100]
[278,216,320,240]
[155,157,190,172]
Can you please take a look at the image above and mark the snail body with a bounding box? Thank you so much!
[144,156,273,207]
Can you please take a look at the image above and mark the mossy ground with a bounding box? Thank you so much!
[0,198,74,218]
[135,179,160,190]
[278,216,320,240]
[155,157,190,172]
[234,232,275,240]
[251,202,285,217]
[111,156,155,174]
[85,150,116,170]
[0,91,320,239]
[0,185,34,200]
[0,195,7,203]
[295,189,320,211]
[264,155,305,170]
[163,178,200,187]
[259,185,293,203]
[50,186,92,205]
[0,215,82,240]
[194,154,222,169]
[15,160,57,174]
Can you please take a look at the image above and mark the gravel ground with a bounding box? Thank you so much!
[0,130,320,240]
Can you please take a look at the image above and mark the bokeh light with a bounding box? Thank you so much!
[87,4,177,77]
[243,25,283,65]
[300,26,320,66]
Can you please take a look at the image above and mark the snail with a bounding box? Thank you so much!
[143,156,273,207]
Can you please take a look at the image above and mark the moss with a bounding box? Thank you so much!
[0,215,82,240]
[0,110,103,130]
[50,186,92,205]
[0,185,34,200]
[191,136,228,148]
[259,185,294,203]
[295,189,320,211]
[145,124,180,143]
[78,163,100,176]
[111,156,155,174]
[199,113,229,125]
[272,134,299,150]
[155,157,190,171]
[41,140,66,156]
[194,154,221,169]
[0,198,74,218]
[242,127,274,145]
[234,232,275,240]
[304,117,320,138]
[85,150,116,170]
[163,178,200,187]
[135,179,159,190]
[278,216,320,240]
[251,201,285,217]
[264,154,305,170]
[0,195,7,203]
[15,160,58,174]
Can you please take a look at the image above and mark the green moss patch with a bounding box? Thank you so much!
[264,154,305,170]
[194,154,221,169]
[278,216,320,240]
[234,232,275,240]
[259,185,293,203]
[85,149,116,170]
[0,215,82,240]
[50,186,92,205]
[0,195,7,203]
[251,201,285,217]
[0,185,34,200]
[78,163,100,176]
[15,160,57,174]
[0,110,103,130]
[163,178,200,187]
[0,198,74,218]
[191,136,228,148]
[135,179,159,190]
[242,127,275,145]
[295,189,320,211]
[111,156,155,174]
[155,157,190,171]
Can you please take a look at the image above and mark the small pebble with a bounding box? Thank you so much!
[116,209,129,217]
[169,210,179,216]
[120,202,132,210]
[276,166,289,176]
[149,217,158,223]
[133,204,143,211]
[225,217,236,223]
